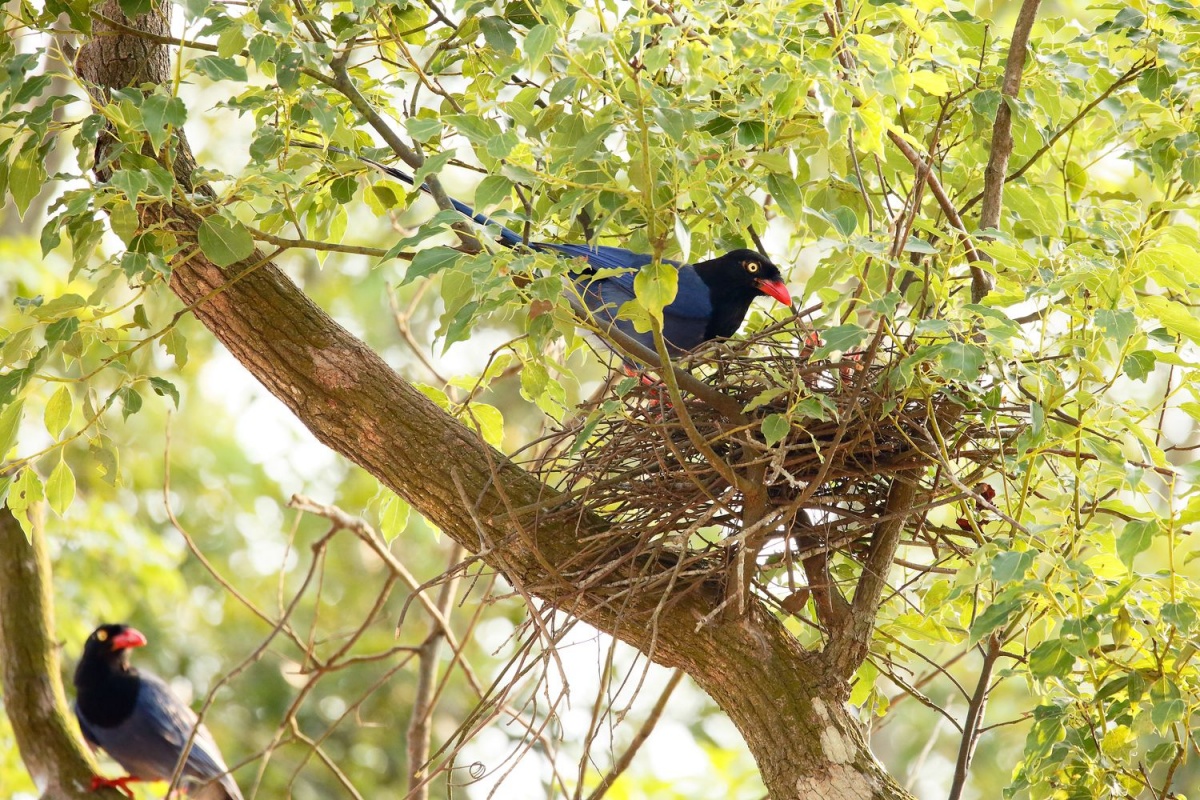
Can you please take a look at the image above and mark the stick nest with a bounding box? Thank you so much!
[528,319,1010,598]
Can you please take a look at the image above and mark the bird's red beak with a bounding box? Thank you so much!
[756,278,792,307]
[112,628,148,651]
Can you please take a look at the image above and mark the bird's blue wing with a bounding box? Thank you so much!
[79,674,241,798]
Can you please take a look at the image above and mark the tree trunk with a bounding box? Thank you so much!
[63,6,918,797]
[0,504,125,800]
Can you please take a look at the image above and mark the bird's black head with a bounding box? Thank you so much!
[695,249,792,307]
[76,624,147,680]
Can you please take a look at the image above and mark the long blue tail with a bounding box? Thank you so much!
[315,145,525,248]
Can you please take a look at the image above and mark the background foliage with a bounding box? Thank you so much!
[3,0,1200,797]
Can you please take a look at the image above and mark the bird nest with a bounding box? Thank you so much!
[527,318,1014,601]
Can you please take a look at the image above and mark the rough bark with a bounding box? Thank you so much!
[0,504,124,800]
[60,5,919,798]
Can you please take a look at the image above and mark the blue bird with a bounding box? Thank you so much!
[325,149,792,359]
[74,624,243,800]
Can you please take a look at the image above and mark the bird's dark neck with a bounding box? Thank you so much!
[692,259,758,340]
[75,658,141,728]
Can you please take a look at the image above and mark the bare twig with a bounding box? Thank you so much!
[407,545,466,799]
[583,670,685,800]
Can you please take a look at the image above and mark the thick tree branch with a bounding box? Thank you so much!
[0,505,125,800]
[974,0,1042,302]
[824,472,919,679]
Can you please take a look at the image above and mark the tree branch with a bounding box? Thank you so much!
[947,635,1002,800]
[824,472,919,679]
[974,0,1042,302]
[68,4,920,797]
[960,58,1148,215]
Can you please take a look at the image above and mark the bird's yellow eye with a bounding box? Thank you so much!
[745,261,759,274]
[96,630,108,642]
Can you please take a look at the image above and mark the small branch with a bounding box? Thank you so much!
[886,132,984,268]
[565,294,748,423]
[802,548,851,633]
[249,227,408,260]
[407,545,466,800]
[960,59,1148,215]
[319,64,480,253]
[583,670,685,800]
[973,0,1042,302]
[947,636,1002,800]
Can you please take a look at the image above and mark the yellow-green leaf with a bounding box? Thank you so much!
[44,386,72,438]
[633,261,678,322]
[46,457,76,516]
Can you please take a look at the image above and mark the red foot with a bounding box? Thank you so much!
[91,775,141,798]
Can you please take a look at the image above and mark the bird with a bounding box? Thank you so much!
[73,624,244,800]
[311,145,792,360]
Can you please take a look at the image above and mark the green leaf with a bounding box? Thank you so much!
[1095,308,1135,342]
[402,246,464,285]
[991,549,1036,584]
[971,89,1001,120]
[1116,519,1157,570]
[524,23,556,67]
[480,16,517,54]
[1142,296,1200,345]
[633,261,678,321]
[116,386,143,420]
[405,117,442,142]
[761,413,790,447]
[46,457,76,516]
[0,399,24,457]
[9,142,47,218]
[766,174,804,222]
[7,468,44,540]
[45,316,79,344]
[938,342,986,381]
[736,121,766,147]
[140,94,187,151]
[1029,639,1074,680]
[1161,601,1197,632]
[1138,67,1174,101]
[1150,679,1185,731]
[44,386,71,438]
[149,377,181,408]
[217,25,248,59]
[198,216,255,267]
[379,493,411,543]
[1122,350,1156,381]
[191,56,248,82]
[473,175,512,211]
[811,324,868,359]
[520,361,548,400]
[118,0,152,18]
[466,403,504,447]
[827,206,857,237]
[652,107,688,143]
[248,33,277,65]
[969,595,1022,643]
